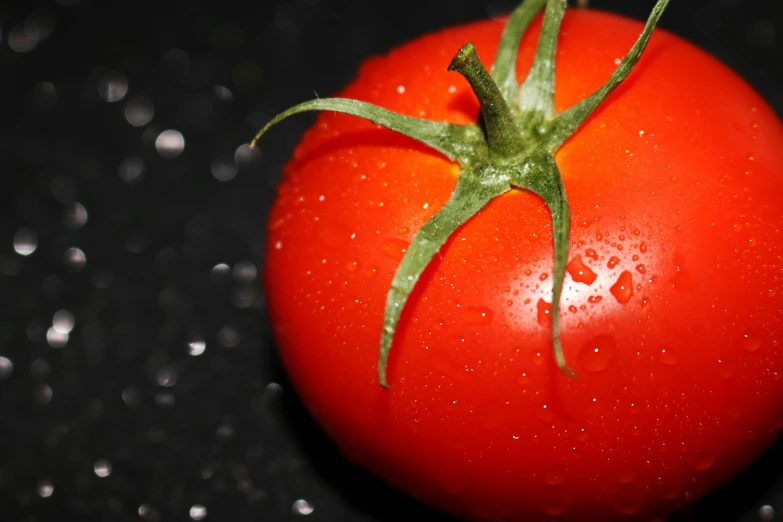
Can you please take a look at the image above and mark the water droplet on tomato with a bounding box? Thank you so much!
[537,299,552,328]
[539,272,549,281]
[636,264,646,274]
[382,238,408,260]
[365,266,378,279]
[461,307,493,325]
[690,450,715,470]
[639,241,648,253]
[536,403,554,422]
[607,256,620,269]
[517,372,530,385]
[617,467,636,484]
[544,468,567,485]
[566,255,597,285]
[588,295,603,304]
[346,259,359,273]
[610,271,634,303]
[540,497,570,516]
[585,248,598,261]
[577,335,616,373]
[659,346,678,366]
[742,331,762,352]
[614,497,643,515]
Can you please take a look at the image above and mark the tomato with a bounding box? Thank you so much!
[261,5,783,522]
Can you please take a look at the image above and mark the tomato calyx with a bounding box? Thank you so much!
[251,0,670,388]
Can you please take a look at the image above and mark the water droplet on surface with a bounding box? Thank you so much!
[540,497,570,516]
[98,70,128,102]
[607,256,620,269]
[381,238,408,260]
[610,271,634,303]
[118,156,146,185]
[63,247,86,271]
[124,95,154,126]
[587,295,603,304]
[211,155,237,182]
[690,450,715,470]
[13,228,38,256]
[659,346,678,366]
[617,467,636,484]
[614,497,643,515]
[635,264,646,274]
[0,357,13,380]
[759,505,775,521]
[585,248,599,261]
[155,129,185,159]
[233,261,257,283]
[52,309,75,334]
[62,202,88,230]
[292,499,314,516]
[537,299,552,328]
[189,504,207,520]
[46,327,68,348]
[566,255,597,284]
[639,241,648,253]
[365,266,378,279]
[544,468,567,485]
[138,504,158,520]
[578,335,616,373]
[346,259,359,273]
[461,307,493,325]
[235,143,262,169]
[93,459,112,478]
[37,480,54,498]
[187,338,206,356]
[34,383,53,404]
[217,326,240,348]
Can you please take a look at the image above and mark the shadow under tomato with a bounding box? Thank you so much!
[670,435,783,522]
[265,345,455,522]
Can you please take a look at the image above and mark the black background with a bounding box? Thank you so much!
[1,1,782,521]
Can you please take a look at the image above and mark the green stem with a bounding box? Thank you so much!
[545,0,670,151]
[518,0,566,122]
[491,0,548,107]
[448,44,525,162]
[378,169,510,387]
[249,97,484,165]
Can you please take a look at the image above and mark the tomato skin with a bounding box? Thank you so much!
[264,9,783,522]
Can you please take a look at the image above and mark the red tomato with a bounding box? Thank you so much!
[263,8,783,522]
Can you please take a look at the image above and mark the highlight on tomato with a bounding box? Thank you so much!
[252,0,783,520]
